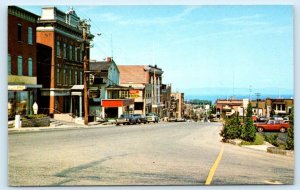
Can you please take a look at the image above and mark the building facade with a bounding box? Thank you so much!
[118,65,166,116]
[170,92,185,119]
[89,58,134,119]
[8,6,42,119]
[36,7,93,117]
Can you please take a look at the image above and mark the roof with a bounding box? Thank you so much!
[118,65,148,84]
[90,61,111,71]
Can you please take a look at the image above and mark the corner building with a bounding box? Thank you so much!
[36,7,93,117]
[8,6,42,119]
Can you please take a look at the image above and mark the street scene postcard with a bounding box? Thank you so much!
[7,5,294,186]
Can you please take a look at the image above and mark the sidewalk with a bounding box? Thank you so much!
[8,121,115,133]
[228,139,274,152]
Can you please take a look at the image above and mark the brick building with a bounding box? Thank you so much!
[8,6,42,119]
[118,65,166,116]
[36,7,93,117]
[170,92,185,119]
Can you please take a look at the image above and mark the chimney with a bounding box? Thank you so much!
[106,57,112,62]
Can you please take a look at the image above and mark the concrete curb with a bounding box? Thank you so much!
[267,147,294,157]
[227,139,293,157]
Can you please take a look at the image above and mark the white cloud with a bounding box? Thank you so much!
[197,14,268,27]
[118,6,199,26]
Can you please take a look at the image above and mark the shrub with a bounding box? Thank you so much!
[220,113,241,142]
[241,103,256,142]
[286,107,294,150]
[240,133,264,145]
[264,134,279,147]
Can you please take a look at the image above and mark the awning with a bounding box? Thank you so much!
[8,84,42,91]
[71,85,84,90]
[102,99,134,108]
[106,85,131,90]
[121,84,145,90]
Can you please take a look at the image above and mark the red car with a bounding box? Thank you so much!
[255,120,290,133]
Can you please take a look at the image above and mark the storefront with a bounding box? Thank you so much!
[8,84,42,119]
[101,99,134,118]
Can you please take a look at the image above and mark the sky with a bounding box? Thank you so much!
[21,5,294,96]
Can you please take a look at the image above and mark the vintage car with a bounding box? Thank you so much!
[115,114,137,125]
[132,114,147,124]
[145,113,159,123]
[255,120,290,133]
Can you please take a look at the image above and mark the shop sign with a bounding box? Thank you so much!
[8,85,26,91]
[129,89,140,98]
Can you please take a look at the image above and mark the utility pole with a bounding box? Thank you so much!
[80,20,89,126]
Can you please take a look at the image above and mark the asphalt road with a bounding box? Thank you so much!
[8,121,294,186]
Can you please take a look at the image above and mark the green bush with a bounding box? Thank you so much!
[240,133,264,145]
[264,134,279,147]
[21,114,48,121]
[286,107,294,150]
[220,113,241,142]
[241,103,256,142]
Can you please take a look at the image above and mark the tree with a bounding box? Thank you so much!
[220,113,241,141]
[286,107,294,150]
[241,103,256,142]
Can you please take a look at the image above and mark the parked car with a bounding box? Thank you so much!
[176,118,186,122]
[132,114,147,124]
[255,119,290,133]
[116,114,137,125]
[146,113,159,123]
[257,116,267,122]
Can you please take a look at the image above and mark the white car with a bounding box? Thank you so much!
[146,113,159,123]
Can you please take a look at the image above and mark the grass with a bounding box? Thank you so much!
[240,133,265,145]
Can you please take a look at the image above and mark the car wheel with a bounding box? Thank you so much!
[280,127,286,133]
[257,127,264,132]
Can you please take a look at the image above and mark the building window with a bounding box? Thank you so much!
[17,24,22,41]
[75,48,78,61]
[8,54,11,74]
[57,65,60,84]
[69,46,73,60]
[80,71,83,84]
[63,43,67,58]
[28,27,33,44]
[56,41,60,57]
[28,58,32,76]
[69,70,72,85]
[63,69,67,85]
[74,71,78,85]
[80,50,83,62]
[17,56,22,75]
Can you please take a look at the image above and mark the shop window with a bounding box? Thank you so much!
[28,58,32,76]
[28,27,33,44]
[17,56,22,75]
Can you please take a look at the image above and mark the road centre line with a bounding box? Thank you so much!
[205,144,224,185]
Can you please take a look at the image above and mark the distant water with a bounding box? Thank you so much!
[185,94,294,103]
